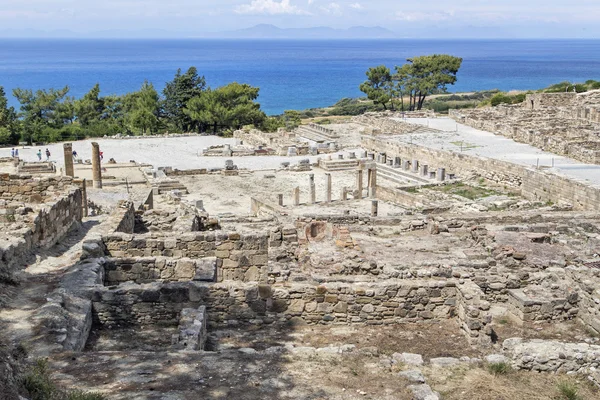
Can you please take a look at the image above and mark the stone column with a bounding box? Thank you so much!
[309,174,316,204]
[278,194,284,206]
[436,168,446,182]
[63,143,74,177]
[356,165,364,199]
[402,160,410,171]
[293,187,300,206]
[325,173,332,203]
[81,179,88,217]
[412,159,419,173]
[91,142,102,189]
[368,167,377,198]
[420,164,429,177]
[371,200,378,217]
[341,187,347,201]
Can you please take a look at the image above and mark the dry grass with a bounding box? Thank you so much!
[432,367,599,400]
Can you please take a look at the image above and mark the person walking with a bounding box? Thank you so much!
[45,148,51,161]
[14,149,18,158]
[10,148,14,158]
[37,149,42,161]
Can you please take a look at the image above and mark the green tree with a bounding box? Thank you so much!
[185,82,265,134]
[163,67,207,132]
[396,55,463,111]
[0,86,19,145]
[127,81,160,134]
[282,110,302,129]
[13,86,70,143]
[75,84,104,126]
[359,65,394,110]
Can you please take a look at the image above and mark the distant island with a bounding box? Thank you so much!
[0,24,397,40]
[213,24,397,39]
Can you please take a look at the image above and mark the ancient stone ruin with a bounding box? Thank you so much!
[2,113,600,399]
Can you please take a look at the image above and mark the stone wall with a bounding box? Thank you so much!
[565,266,600,335]
[104,256,217,285]
[0,185,82,277]
[362,135,600,211]
[0,174,75,202]
[455,281,493,346]
[362,135,524,187]
[525,93,578,110]
[521,168,600,211]
[503,337,600,373]
[101,231,269,282]
[507,288,578,323]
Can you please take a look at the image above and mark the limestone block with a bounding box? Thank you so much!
[194,257,217,282]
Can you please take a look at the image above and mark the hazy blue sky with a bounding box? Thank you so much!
[1,0,599,37]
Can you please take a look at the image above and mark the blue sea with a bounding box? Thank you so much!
[0,39,599,115]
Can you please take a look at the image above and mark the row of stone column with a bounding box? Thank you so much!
[369,152,447,182]
[62,142,102,189]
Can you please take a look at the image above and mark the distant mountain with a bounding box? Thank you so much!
[214,24,398,39]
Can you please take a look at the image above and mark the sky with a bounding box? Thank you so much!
[0,0,599,38]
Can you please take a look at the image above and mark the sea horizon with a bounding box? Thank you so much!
[1,38,599,115]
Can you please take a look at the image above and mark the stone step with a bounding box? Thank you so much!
[319,160,359,171]
[376,163,431,185]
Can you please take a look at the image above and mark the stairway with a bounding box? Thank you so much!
[376,163,431,185]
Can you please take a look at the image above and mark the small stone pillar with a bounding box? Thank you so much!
[371,200,378,217]
[356,165,364,199]
[293,187,300,206]
[368,167,377,198]
[287,146,298,157]
[223,144,233,157]
[436,168,446,182]
[196,200,204,210]
[341,187,348,201]
[387,158,393,166]
[309,174,316,204]
[394,157,401,168]
[81,179,88,217]
[63,143,74,177]
[402,160,410,171]
[348,152,356,159]
[367,152,375,161]
[91,142,102,189]
[420,164,429,177]
[278,194,284,206]
[412,159,419,173]
[325,173,332,203]
[338,154,344,160]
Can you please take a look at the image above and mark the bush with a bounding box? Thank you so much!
[556,381,581,400]
[490,93,513,107]
[487,362,511,376]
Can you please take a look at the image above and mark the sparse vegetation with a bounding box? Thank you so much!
[430,182,501,200]
[21,359,106,400]
[487,362,511,376]
[556,381,581,400]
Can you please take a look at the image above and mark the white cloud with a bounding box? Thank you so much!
[319,2,341,15]
[396,10,454,22]
[235,0,310,15]
[349,2,363,9]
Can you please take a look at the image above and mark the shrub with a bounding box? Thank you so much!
[556,381,581,400]
[487,362,511,376]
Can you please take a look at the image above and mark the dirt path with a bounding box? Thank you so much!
[0,217,105,352]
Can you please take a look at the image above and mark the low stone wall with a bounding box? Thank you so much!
[455,281,493,346]
[503,337,600,373]
[507,288,578,323]
[376,185,435,209]
[101,231,269,282]
[565,266,600,335]
[104,256,217,285]
[0,174,75,202]
[521,168,600,211]
[0,187,82,276]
